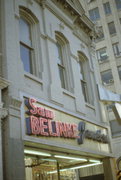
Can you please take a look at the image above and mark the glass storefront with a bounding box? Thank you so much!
[24,149,103,180]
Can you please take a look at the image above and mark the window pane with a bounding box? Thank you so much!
[97,48,108,62]
[118,66,121,79]
[108,22,116,35]
[19,18,31,46]
[101,70,113,84]
[81,81,89,103]
[56,43,63,65]
[96,27,104,42]
[58,65,66,89]
[113,43,120,56]
[110,120,121,136]
[115,0,121,10]
[20,44,32,73]
[103,2,111,15]
[89,7,100,21]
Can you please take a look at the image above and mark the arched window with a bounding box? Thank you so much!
[55,32,72,91]
[78,52,90,103]
[19,7,41,77]
[19,17,33,73]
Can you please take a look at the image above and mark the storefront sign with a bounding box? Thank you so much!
[25,98,108,144]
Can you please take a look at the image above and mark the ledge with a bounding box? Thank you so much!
[0,77,9,89]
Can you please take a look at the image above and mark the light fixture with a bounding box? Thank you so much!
[24,149,51,157]
[89,159,101,163]
[54,155,87,161]
[69,162,102,170]
[47,162,102,174]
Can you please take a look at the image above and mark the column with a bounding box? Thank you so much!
[0,77,9,180]
[103,157,117,180]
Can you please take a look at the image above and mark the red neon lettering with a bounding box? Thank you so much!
[66,123,73,138]
[29,99,38,115]
[40,118,49,136]
[72,124,78,138]
[58,122,67,137]
[30,116,40,135]
[48,121,58,136]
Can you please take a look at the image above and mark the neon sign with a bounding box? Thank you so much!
[25,98,108,144]
[25,98,78,138]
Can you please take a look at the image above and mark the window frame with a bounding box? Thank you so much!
[96,47,108,62]
[19,8,42,78]
[89,7,100,21]
[103,2,111,15]
[55,32,73,92]
[101,69,114,85]
[108,22,116,35]
[112,43,121,57]
[78,53,92,104]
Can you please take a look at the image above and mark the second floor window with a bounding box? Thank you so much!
[19,17,33,73]
[89,7,100,21]
[108,22,116,35]
[96,48,108,62]
[103,2,111,15]
[78,54,91,104]
[56,42,66,89]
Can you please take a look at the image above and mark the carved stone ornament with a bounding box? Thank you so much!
[0,108,8,119]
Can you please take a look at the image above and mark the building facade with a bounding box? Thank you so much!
[82,0,121,169]
[0,0,117,179]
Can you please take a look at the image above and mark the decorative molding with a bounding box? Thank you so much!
[0,77,9,90]
[8,96,22,109]
[0,108,8,119]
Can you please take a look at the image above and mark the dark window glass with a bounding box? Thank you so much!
[108,22,116,35]
[103,2,111,15]
[110,120,121,136]
[101,70,113,84]
[115,0,121,10]
[20,44,32,73]
[89,7,100,21]
[118,66,121,79]
[112,43,120,56]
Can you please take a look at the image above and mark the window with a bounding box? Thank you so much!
[103,2,111,15]
[96,27,104,42]
[101,70,113,85]
[115,0,121,10]
[19,17,33,73]
[110,120,121,136]
[112,43,121,57]
[96,48,108,62]
[56,42,66,89]
[108,22,116,35]
[117,66,121,79]
[19,8,41,77]
[55,32,72,91]
[89,7,100,21]
[78,53,90,104]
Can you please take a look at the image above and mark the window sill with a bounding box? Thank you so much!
[62,89,75,98]
[85,103,95,110]
[24,72,43,84]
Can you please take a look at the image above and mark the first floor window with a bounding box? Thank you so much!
[112,43,120,57]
